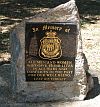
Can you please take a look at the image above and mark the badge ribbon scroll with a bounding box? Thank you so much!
[39,30,62,60]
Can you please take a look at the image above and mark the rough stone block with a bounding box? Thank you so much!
[10,0,92,103]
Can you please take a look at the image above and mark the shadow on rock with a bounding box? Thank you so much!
[85,76,100,100]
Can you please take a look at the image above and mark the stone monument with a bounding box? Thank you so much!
[0,0,93,105]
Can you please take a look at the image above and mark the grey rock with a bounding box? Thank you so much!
[10,0,93,103]
[0,64,11,87]
[0,64,12,104]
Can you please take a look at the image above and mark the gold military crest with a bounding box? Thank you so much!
[39,30,62,60]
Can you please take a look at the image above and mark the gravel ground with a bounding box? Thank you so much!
[82,21,100,78]
[81,20,100,100]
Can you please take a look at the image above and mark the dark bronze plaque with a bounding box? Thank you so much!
[25,22,77,81]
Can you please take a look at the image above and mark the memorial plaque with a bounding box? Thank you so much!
[25,22,77,81]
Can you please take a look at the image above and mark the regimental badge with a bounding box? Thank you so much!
[39,30,62,60]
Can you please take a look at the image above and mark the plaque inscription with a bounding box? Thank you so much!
[25,22,77,81]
